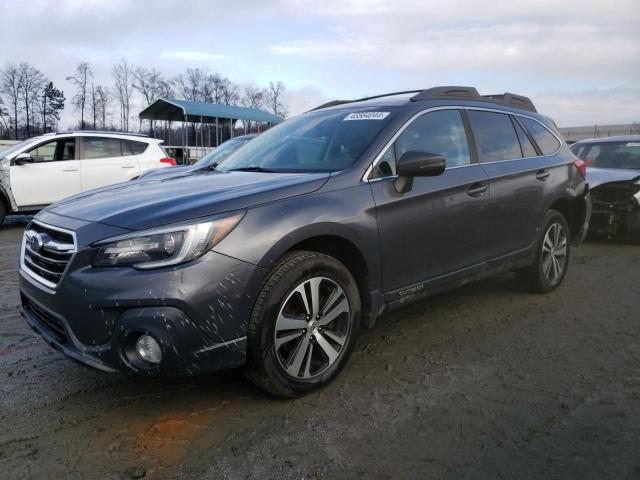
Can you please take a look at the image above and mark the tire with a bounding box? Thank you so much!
[245,251,361,398]
[518,209,571,293]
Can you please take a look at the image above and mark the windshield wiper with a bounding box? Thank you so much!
[227,166,276,173]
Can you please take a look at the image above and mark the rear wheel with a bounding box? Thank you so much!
[519,210,570,293]
[245,251,361,398]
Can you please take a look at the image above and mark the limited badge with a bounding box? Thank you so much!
[343,112,390,121]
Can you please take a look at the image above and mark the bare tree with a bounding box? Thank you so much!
[241,86,265,109]
[266,81,288,118]
[112,58,135,131]
[175,67,205,102]
[66,62,92,129]
[94,86,109,129]
[0,63,22,139]
[134,67,165,106]
[18,63,46,137]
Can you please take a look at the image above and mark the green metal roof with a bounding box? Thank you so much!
[139,98,283,124]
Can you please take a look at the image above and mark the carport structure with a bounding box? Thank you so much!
[139,98,283,148]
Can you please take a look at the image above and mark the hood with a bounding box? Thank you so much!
[587,167,640,189]
[45,170,330,230]
[139,165,197,179]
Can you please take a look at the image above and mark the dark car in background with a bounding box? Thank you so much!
[571,135,640,241]
[19,86,590,397]
[135,134,256,180]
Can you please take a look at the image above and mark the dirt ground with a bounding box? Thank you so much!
[1,215,639,480]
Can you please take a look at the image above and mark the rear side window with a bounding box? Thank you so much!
[512,117,538,157]
[83,137,123,159]
[520,118,561,155]
[127,140,148,155]
[467,111,522,162]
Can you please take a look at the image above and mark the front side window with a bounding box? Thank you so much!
[26,138,75,162]
[467,110,522,162]
[520,118,561,155]
[572,142,640,170]
[220,109,396,173]
[83,137,123,159]
[395,110,471,168]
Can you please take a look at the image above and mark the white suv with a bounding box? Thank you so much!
[0,131,174,224]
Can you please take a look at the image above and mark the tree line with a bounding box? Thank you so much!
[0,59,289,141]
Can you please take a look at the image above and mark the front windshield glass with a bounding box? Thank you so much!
[219,109,396,173]
[0,137,43,160]
[572,141,640,170]
[195,137,250,167]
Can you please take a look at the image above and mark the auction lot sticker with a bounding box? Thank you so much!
[344,112,390,121]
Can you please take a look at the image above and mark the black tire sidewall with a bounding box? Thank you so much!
[534,210,571,292]
[247,252,361,396]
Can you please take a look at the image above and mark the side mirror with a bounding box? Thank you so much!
[394,151,446,193]
[13,153,34,165]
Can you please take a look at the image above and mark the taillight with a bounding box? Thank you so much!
[160,157,176,166]
[573,159,586,178]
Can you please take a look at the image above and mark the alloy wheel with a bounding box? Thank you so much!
[541,222,567,284]
[274,277,351,379]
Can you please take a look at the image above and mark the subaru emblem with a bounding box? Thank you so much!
[30,233,44,252]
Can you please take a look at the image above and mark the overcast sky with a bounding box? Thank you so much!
[1,0,638,127]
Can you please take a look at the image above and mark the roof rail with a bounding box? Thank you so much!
[60,130,150,137]
[410,86,480,102]
[481,93,537,112]
[309,86,538,113]
[308,90,422,112]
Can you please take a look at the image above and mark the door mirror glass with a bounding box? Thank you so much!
[13,153,34,165]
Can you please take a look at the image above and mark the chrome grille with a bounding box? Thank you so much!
[21,221,76,288]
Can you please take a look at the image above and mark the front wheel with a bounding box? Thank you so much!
[245,251,361,398]
[518,210,571,293]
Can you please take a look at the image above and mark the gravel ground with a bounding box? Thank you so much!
[0,216,639,480]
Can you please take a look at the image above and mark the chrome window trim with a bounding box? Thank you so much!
[362,105,563,182]
[20,219,78,292]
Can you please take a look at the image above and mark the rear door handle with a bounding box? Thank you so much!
[62,167,78,172]
[121,165,136,169]
[536,169,550,180]
[467,183,488,197]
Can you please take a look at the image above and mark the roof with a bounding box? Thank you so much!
[58,130,149,138]
[139,98,283,124]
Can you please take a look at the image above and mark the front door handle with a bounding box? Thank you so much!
[536,169,550,180]
[467,183,488,197]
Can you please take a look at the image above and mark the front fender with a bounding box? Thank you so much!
[213,182,382,294]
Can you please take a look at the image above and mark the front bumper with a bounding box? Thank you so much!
[20,247,267,375]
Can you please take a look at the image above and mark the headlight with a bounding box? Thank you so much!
[93,211,244,269]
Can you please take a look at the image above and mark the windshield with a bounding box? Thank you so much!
[195,137,251,167]
[219,109,396,173]
[0,137,43,160]
[572,141,640,170]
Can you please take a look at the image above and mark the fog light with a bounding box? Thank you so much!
[135,334,162,364]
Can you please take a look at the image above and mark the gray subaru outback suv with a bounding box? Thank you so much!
[19,86,590,397]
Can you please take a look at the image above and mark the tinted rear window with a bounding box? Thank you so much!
[128,140,148,155]
[520,118,561,155]
[467,111,522,162]
[513,117,538,157]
